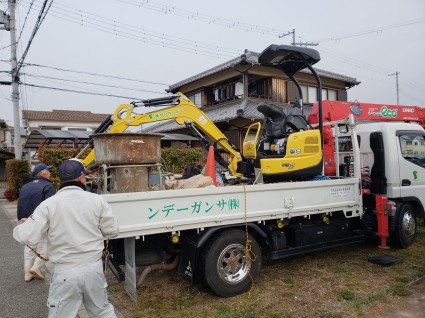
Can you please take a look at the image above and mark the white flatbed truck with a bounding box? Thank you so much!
[78,44,424,298]
[98,115,425,298]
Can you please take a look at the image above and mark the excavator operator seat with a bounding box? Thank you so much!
[286,102,308,132]
[257,104,287,139]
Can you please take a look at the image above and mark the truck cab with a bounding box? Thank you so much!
[356,122,425,202]
[355,122,425,247]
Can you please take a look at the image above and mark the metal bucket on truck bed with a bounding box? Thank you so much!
[91,132,162,164]
[92,132,163,193]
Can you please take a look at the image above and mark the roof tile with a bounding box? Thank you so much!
[22,109,110,122]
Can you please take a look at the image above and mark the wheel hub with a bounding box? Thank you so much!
[402,212,415,238]
[217,244,250,284]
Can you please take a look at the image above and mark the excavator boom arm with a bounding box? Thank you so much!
[80,93,243,176]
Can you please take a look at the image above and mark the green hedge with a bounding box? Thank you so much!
[5,159,30,199]
[38,148,79,188]
[161,147,204,174]
[4,148,80,200]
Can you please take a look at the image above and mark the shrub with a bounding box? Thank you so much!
[161,147,204,174]
[38,147,79,188]
[3,188,18,202]
[5,159,30,198]
[3,147,91,199]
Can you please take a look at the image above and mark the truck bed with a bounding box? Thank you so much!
[102,177,362,239]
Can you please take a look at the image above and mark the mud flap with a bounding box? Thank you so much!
[178,238,198,283]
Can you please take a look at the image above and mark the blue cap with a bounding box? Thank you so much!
[58,159,85,182]
[33,163,52,175]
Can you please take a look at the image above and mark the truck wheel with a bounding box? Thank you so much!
[394,203,416,248]
[202,229,261,297]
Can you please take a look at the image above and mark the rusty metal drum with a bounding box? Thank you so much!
[91,133,162,164]
[109,166,150,193]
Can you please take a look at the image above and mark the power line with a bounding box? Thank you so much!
[306,44,425,96]
[21,73,166,97]
[16,0,35,45]
[20,81,168,100]
[315,18,425,43]
[23,72,167,94]
[16,0,54,73]
[399,87,425,105]
[19,0,240,59]
[115,0,289,37]
[23,62,169,86]
[13,1,425,106]
[15,2,31,116]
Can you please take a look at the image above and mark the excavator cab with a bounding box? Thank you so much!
[242,44,324,181]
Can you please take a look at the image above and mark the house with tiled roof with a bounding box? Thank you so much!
[148,49,359,151]
[21,109,198,161]
[21,109,110,161]
[22,109,110,131]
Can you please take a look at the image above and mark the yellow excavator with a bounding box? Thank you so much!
[79,92,244,177]
[77,44,324,182]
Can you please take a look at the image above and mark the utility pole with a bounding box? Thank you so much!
[8,0,22,159]
[388,71,400,105]
[279,29,318,46]
[279,29,296,45]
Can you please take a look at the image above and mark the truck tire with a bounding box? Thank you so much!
[202,229,261,297]
[394,203,416,248]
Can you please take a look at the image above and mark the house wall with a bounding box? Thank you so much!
[271,78,286,103]
[25,119,99,132]
[159,58,356,167]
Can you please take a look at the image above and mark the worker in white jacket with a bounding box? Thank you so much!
[13,159,119,318]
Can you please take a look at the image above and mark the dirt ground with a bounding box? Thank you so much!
[106,225,425,318]
[107,258,425,318]
[364,278,425,318]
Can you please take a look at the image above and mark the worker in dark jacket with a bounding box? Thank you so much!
[17,163,56,281]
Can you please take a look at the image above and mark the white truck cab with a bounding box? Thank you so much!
[355,122,425,247]
[356,122,425,204]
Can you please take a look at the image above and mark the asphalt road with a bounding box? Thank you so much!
[0,199,49,318]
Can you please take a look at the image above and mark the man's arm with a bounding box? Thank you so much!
[13,205,49,246]
[99,198,119,239]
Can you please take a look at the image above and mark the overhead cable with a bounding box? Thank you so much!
[23,72,167,93]
[315,18,425,43]
[115,0,288,37]
[16,0,36,45]
[19,0,240,59]
[21,81,168,99]
[16,0,54,73]
[23,63,169,85]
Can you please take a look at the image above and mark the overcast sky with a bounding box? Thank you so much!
[0,0,424,125]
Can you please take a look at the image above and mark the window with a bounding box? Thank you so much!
[399,132,425,168]
[307,86,317,103]
[322,88,337,101]
[213,80,244,103]
[301,86,307,101]
[328,89,337,101]
[298,85,340,103]
[299,85,318,103]
[189,92,202,108]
